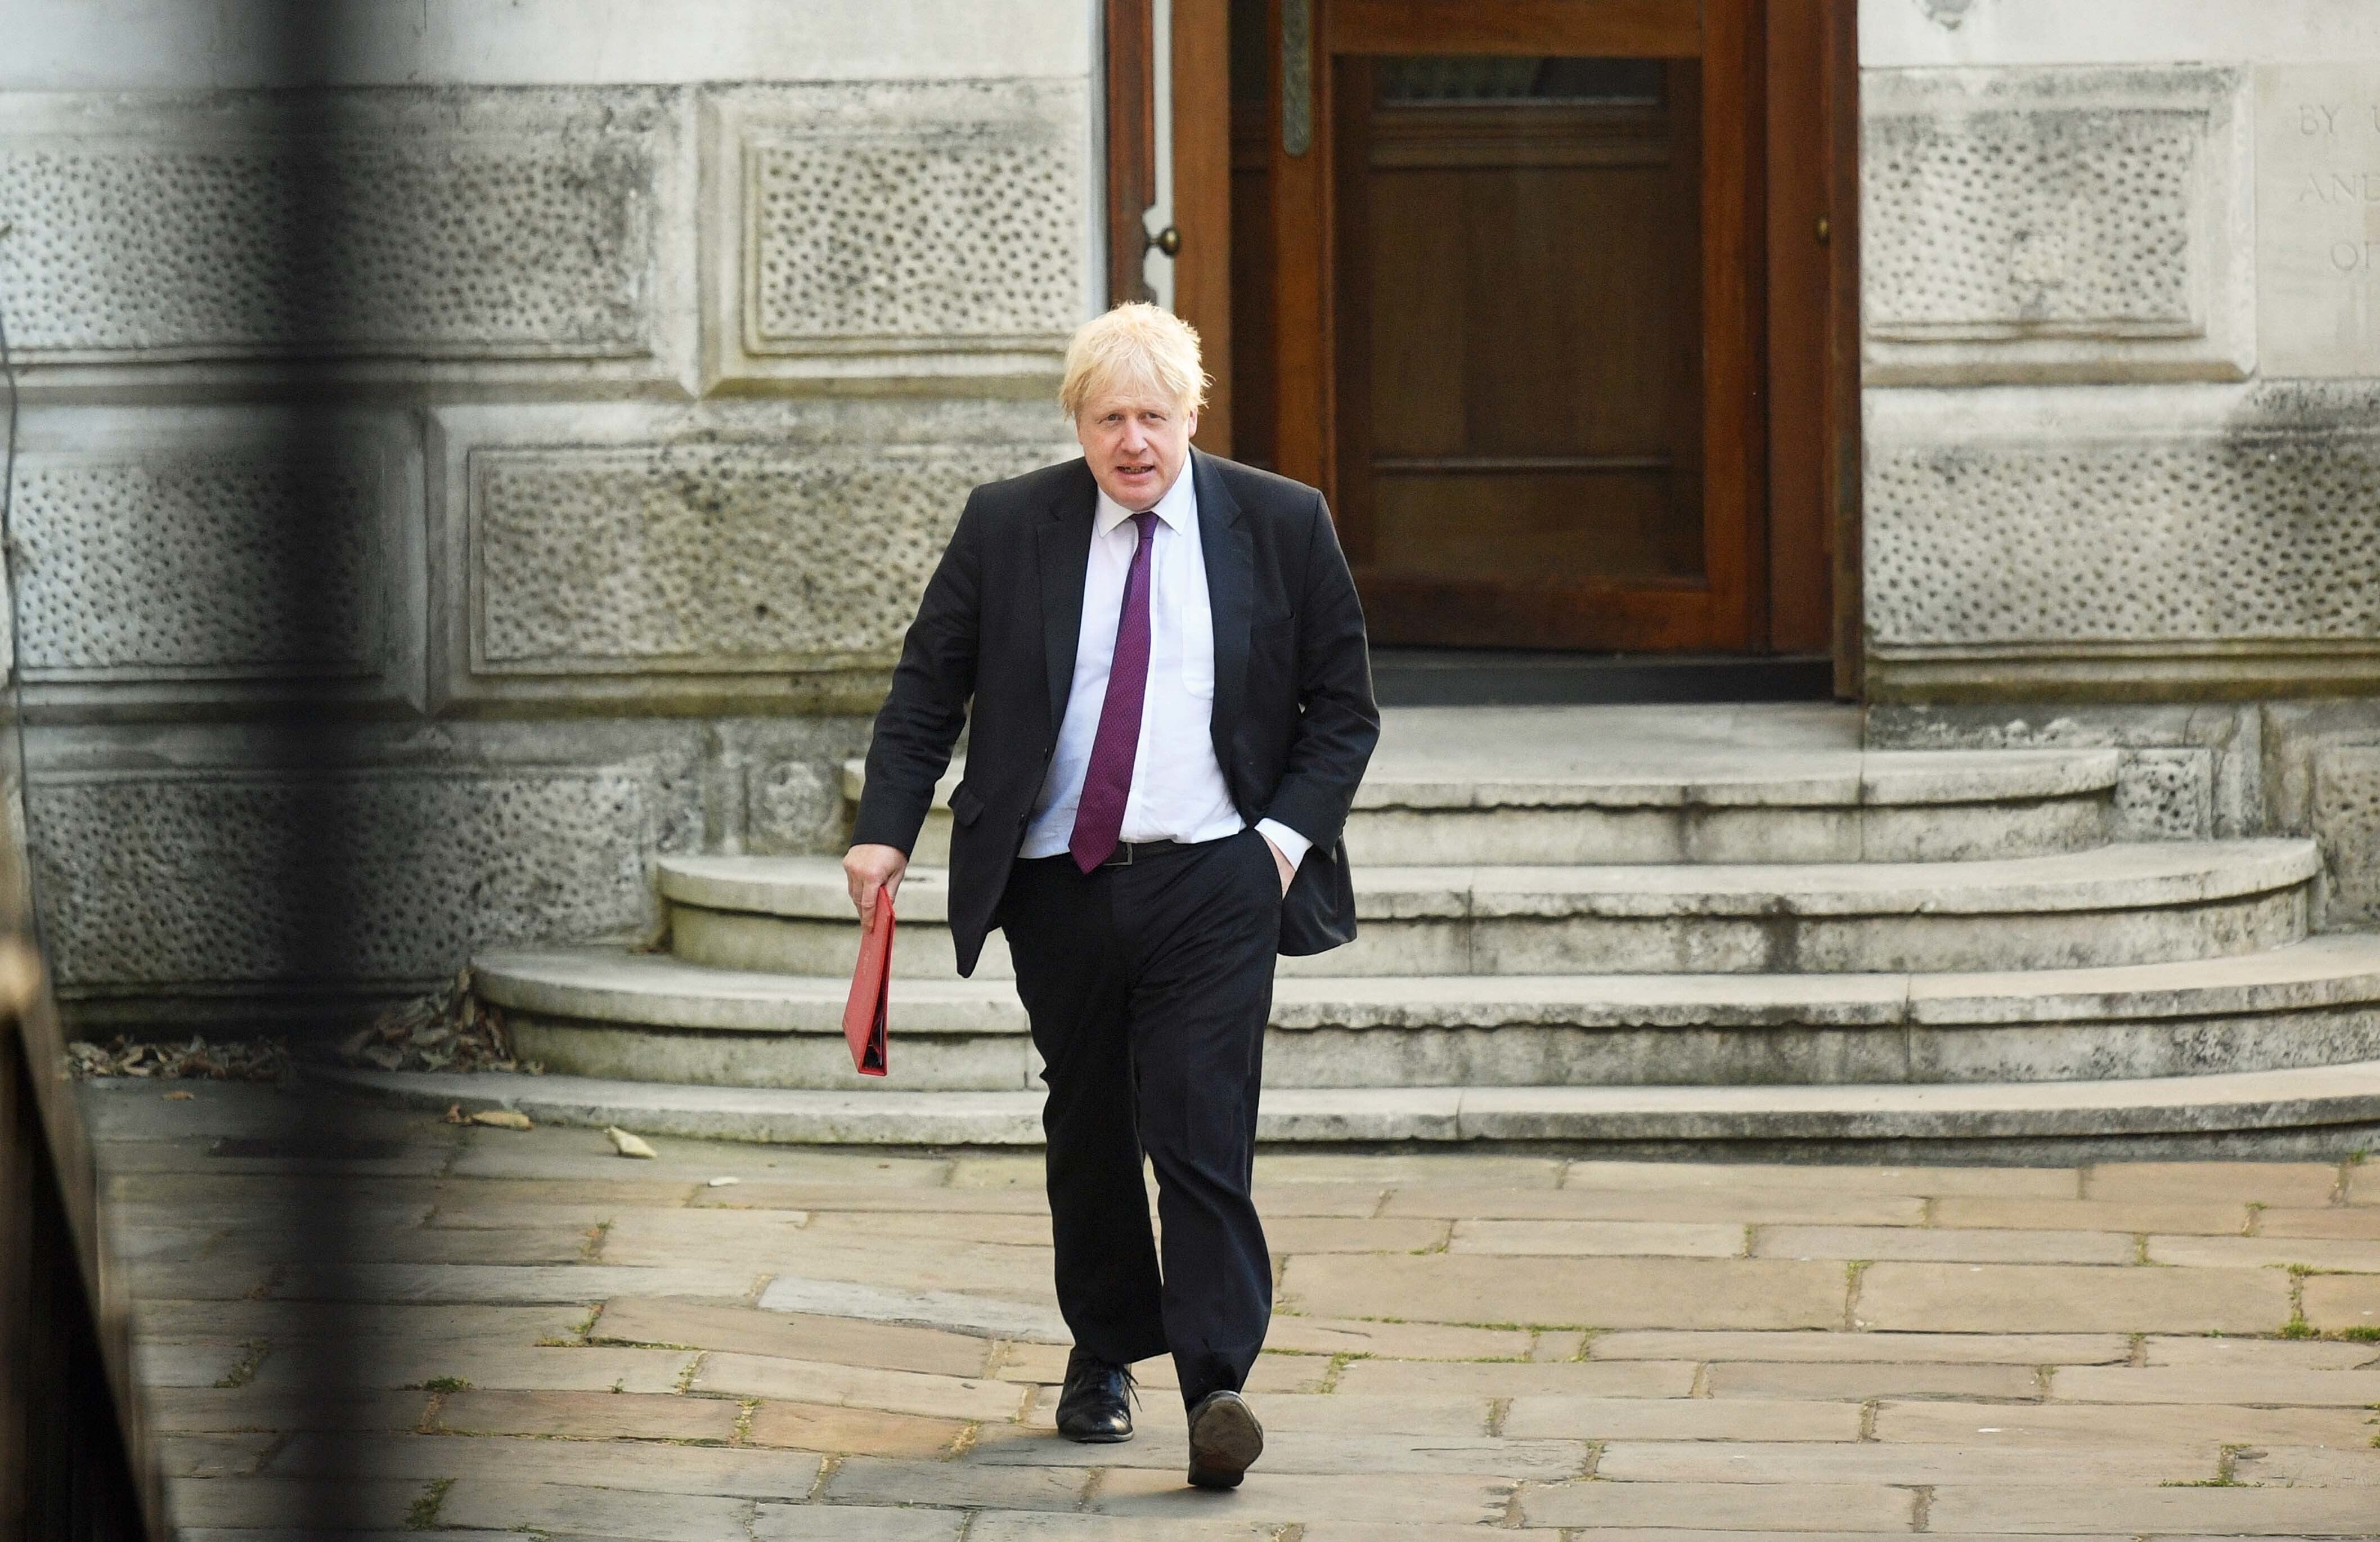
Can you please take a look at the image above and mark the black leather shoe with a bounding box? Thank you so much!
[1185,1389,1264,1489]
[1055,1347,1135,1443]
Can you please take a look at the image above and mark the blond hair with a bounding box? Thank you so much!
[1059,302,1209,419]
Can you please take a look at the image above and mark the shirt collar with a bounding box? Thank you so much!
[1094,455,1197,537]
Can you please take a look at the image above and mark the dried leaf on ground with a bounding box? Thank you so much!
[62,1034,292,1084]
[330,969,542,1076]
[606,1126,657,1159]
[469,1109,533,1130]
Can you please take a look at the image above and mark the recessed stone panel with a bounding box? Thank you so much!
[703,80,1088,388]
[433,399,1071,710]
[8,406,423,712]
[2314,747,2380,928]
[1862,68,2252,383]
[27,767,676,990]
[2113,749,2215,840]
[2255,65,2380,378]
[1865,384,2380,696]
[0,89,690,388]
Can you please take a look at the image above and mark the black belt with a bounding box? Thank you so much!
[1097,838,1193,867]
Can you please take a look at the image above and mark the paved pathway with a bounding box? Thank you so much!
[91,1082,2380,1539]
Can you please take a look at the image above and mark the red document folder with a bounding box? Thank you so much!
[843,894,893,1076]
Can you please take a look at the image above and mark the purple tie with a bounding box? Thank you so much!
[1070,511,1158,873]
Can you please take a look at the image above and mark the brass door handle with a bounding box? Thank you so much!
[1146,226,1181,258]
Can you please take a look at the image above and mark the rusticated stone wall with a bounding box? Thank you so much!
[0,10,1089,1016]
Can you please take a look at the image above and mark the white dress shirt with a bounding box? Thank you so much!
[1020,460,1312,871]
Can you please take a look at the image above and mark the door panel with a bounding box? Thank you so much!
[1346,54,1705,632]
[1195,0,1805,658]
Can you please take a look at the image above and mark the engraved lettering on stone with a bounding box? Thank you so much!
[2255,66,2380,376]
[469,440,1054,673]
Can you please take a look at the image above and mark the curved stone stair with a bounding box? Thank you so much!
[319,705,2380,1150]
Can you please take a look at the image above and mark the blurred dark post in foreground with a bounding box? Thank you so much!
[1,829,164,1537]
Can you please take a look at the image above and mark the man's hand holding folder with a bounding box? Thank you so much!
[842,843,908,1077]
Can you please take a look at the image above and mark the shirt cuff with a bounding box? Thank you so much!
[1253,818,1312,872]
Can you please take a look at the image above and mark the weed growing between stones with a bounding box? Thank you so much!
[403,1477,452,1531]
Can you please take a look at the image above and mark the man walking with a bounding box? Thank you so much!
[843,303,1378,1489]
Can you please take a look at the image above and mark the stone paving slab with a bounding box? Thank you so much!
[2298,1271,2380,1332]
[1499,1397,1865,1442]
[107,1103,2380,1538]
[263,1432,828,1496]
[1447,1219,1745,1257]
[594,1296,999,1377]
[1561,1160,2082,1197]
[2050,1365,2380,1404]
[1928,1481,2380,1534]
[160,1433,277,1479]
[1754,1223,2136,1265]
[2255,1204,2380,1238]
[2143,1334,2380,1369]
[437,1480,756,1541]
[690,1351,1031,1420]
[1929,1195,2256,1233]
[1873,1399,2377,1449]
[2147,1233,2380,1269]
[158,1478,428,1530]
[1586,1329,2133,1363]
[1381,1185,1928,1225]
[1702,1359,2044,1400]
[1593,1439,2213,1485]
[1325,1359,1698,1397]
[816,1456,1090,1511]
[246,1343,697,1395]
[2232,1443,2380,1486]
[1282,1255,1849,1329]
[1517,1478,1916,1530]
[750,1509,968,1542]
[740,1400,970,1459]
[1088,1468,1516,1523]
[2086,1160,2343,1205]
[431,1388,739,1441]
[1852,1261,2291,1333]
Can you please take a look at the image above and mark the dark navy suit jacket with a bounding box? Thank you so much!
[851,450,1380,978]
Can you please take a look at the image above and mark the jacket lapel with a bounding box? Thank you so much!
[1034,461,1098,737]
[1196,451,1253,786]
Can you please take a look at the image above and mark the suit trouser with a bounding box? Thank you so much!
[996,826,1278,1410]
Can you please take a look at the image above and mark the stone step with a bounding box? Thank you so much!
[658,842,2319,980]
[845,745,2123,866]
[315,1055,2380,1158]
[473,936,2380,1092]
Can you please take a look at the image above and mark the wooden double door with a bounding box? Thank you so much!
[1162,0,1857,669]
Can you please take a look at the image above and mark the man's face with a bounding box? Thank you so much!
[1075,384,1197,510]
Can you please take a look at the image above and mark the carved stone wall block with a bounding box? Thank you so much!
[746,761,844,855]
[1865,383,2380,699]
[702,80,1090,389]
[8,405,424,715]
[27,766,680,990]
[2314,746,2380,928]
[430,398,1072,712]
[1862,67,2253,384]
[0,88,695,393]
[2113,748,2216,840]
